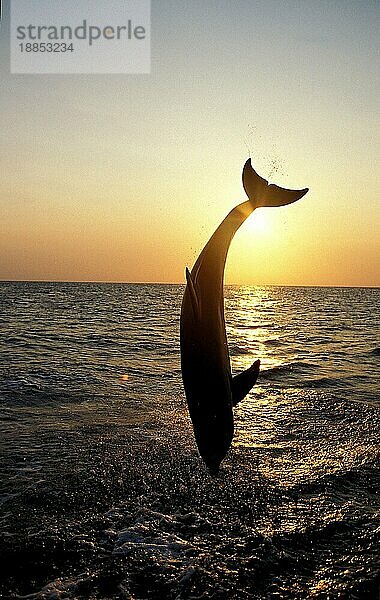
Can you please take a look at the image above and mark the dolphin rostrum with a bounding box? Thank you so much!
[180,159,308,474]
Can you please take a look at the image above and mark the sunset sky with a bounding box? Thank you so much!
[1,0,379,286]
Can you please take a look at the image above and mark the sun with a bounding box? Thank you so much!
[246,209,268,235]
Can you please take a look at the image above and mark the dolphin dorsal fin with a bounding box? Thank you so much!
[232,359,260,406]
[185,267,200,318]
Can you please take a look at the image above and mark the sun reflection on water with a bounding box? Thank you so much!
[226,285,286,375]
[225,286,379,493]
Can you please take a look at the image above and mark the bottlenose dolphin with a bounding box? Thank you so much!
[180,159,308,474]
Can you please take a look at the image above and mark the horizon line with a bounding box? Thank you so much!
[0,279,379,290]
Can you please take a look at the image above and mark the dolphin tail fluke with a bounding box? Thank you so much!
[263,183,309,207]
[231,359,260,407]
[242,158,308,207]
[242,159,268,202]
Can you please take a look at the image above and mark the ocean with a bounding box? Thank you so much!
[0,281,379,599]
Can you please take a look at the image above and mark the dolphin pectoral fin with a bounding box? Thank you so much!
[185,267,200,319]
[232,359,260,407]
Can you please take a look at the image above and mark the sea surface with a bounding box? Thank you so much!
[0,281,379,599]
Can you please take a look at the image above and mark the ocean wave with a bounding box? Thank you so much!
[298,376,346,389]
[323,324,356,332]
[232,322,275,330]
[259,362,315,381]
[370,347,380,355]
[263,338,284,347]
[297,374,372,390]
[229,344,250,356]
[112,507,201,561]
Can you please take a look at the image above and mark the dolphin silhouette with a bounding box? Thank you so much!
[180,159,308,474]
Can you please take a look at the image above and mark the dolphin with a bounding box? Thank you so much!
[180,159,308,474]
